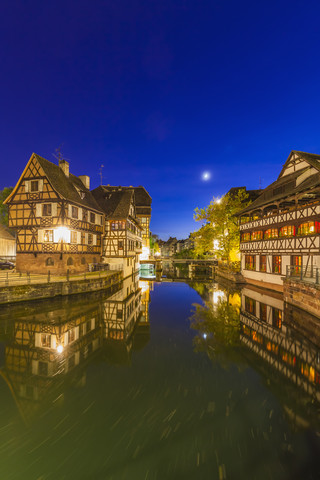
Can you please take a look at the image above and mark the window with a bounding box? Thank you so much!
[264,228,278,239]
[272,308,282,329]
[38,361,48,376]
[81,257,86,265]
[67,257,73,265]
[245,296,256,316]
[251,231,263,241]
[30,180,39,192]
[70,231,77,244]
[240,216,250,224]
[81,232,85,245]
[272,255,282,274]
[297,222,320,235]
[40,334,51,348]
[68,329,75,343]
[88,233,93,245]
[260,255,266,272]
[82,209,88,222]
[241,232,251,242]
[279,225,295,237]
[90,212,95,223]
[46,257,54,266]
[42,204,52,216]
[118,240,124,249]
[86,320,91,333]
[245,255,256,270]
[260,303,267,322]
[291,255,302,275]
[71,206,78,219]
[44,230,53,242]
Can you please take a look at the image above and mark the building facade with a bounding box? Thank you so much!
[4,153,104,274]
[91,186,143,278]
[238,151,320,290]
[0,224,16,260]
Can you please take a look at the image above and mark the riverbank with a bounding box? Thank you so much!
[0,270,123,305]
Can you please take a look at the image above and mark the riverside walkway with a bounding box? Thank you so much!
[0,269,123,305]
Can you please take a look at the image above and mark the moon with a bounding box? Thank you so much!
[202,171,211,181]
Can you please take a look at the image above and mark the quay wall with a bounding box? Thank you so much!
[0,271,123,305]
[283,278,320,319]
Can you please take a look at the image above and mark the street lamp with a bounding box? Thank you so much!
[54,226,70,258]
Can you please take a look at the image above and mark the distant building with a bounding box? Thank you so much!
[238,151,320,290]
[0,224,16,259]
[4,153,104,274]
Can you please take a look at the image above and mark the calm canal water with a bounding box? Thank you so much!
[0,272,319,480]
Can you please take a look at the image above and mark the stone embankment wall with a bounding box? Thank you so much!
[0,271,122,305]
[283,278,320,319]
[216,267,246,284]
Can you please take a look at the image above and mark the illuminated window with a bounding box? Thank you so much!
[272,255,282,274]
[44,230,53,242]
[272,307,282,329]
[291,255,301,275]
[297,222,319,235]
[279,225,295,237]
[241,232,251,242]
[245,255,256,270]
[40,333,51,347]
[264,228,278,239]
[88,233,93,245]
[71,206,78,219]
[30,180,39,192]
[42,204,52,216]
[260,255,266,272]
[90,212,95,223]
[70,231,77,244]
[245,296,256,316]
[251,231,263,241]
[240,216,250,224]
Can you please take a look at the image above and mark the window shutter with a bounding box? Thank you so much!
[38,230,44,243]
[93,234,97,245]
[32,360,38,375]
[79,209,83,221]
[75,326,79,340]
[77,232,81,244]
[25,180,29,192]
[35,333,41,347]
[68,205,72,218]
[52,203,57,216]
[36,204,42,217]
[38,179,44,192]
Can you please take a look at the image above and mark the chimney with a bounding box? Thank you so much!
[79,175,90,190]
[59,159,69,177]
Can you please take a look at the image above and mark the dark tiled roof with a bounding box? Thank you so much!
[34,154,103,213]
[0,224,16,241]
[101,185,152,214]
[239,159,320,215]
[91,186,135,220]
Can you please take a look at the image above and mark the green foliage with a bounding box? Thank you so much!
[190,296,242,367]
[0,187,13,226]
[173,248,200,259]
[193,189,250,263]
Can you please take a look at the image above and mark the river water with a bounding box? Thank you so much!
[0,268,319,479]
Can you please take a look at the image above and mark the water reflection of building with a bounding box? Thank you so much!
[240,285,320,402]
[101,274,150,364]
[0,296,103,424]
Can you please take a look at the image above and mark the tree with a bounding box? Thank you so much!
[0,187,13,226]
[193,189,250,264]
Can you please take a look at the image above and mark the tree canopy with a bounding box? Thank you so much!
[0,187,13,226]
[192,188,250,263]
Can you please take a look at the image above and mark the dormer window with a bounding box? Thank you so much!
[31,180,39,192]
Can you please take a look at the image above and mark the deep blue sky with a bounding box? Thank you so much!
[2,0,320,239]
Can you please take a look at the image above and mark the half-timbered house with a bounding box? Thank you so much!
[91,186,143,277]
[238,151,320,290]
[4,153,104,274]
[0,224,16,260]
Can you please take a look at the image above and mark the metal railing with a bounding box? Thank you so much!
[0,267,122,287]
[286,265,320,285]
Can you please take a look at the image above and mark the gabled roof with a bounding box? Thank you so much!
[100,185,152,215]
[91,186,140,225]
[278,150,320,179]
[33,154,103,212]
[239,151,320,215]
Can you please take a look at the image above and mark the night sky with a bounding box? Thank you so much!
[2,1,320,239]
